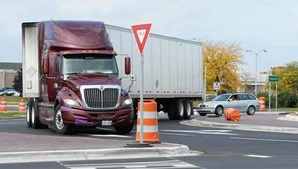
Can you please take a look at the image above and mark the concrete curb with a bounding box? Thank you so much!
[0,143,200,164]
[278,114,298,121]
[181,119,298,134]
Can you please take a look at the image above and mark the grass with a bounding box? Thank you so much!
[0,111,26,118]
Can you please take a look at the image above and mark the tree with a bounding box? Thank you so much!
[12,68,22,96]
[203,42,244,93]
[268,61,298,94]
[239,70,254,92]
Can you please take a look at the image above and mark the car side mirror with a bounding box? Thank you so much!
[124,57,131,75]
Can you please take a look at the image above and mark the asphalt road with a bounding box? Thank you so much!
[1,114,298,169]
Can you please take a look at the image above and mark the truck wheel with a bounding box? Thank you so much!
[183,100,193,120]
[26,100,33,128]
[215,106,224,116]
[114,122,134,135]
[170,99,184,120]
[246,106,256,115]
[31,101,45,129]
[176,99,184,120]
[54,104,70,135]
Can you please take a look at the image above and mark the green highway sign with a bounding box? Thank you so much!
[269,75,279,82]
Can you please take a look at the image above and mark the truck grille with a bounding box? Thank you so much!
[81,85,120,109]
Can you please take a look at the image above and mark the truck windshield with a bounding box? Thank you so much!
[61,54,119,75]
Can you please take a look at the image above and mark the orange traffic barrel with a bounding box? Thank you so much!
[224,108,240,122]
[258,97,266,111]
[19,99,26,112]
[0,98,7,111]
[136,99,159,143]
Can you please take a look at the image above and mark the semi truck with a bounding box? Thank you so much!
[22,21,134,135]
[105,24,203,120]
[22,20,203,135]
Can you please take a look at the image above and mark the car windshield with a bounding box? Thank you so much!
[61,54,119,75]
[212,94,231,101]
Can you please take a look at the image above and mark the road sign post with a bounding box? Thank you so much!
[131,23,152,144]
[268,75,279,111]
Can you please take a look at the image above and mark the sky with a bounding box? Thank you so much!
[0,0,298,72]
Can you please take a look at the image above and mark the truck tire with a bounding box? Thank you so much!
[183,100,193,120]
[26,100,33,128]
[31,101,46,129]
[170,99,184,120]
[114,122,134,135]
[54,104,70,135]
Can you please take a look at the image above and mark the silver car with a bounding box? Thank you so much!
[197,93,260,116]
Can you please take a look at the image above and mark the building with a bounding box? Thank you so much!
[238,69,269,94]
[0,62,22,88]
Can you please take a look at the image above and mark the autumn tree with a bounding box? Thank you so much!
[269,61,298,94]
[203,42,244,94]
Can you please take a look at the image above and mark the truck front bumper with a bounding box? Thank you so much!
[60,106,134,127]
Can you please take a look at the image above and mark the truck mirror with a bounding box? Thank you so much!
[125,57,131,75]
[43,57,49,74]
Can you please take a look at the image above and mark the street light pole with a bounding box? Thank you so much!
[246,49,267,95]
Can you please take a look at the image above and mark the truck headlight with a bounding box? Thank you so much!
[122,98,132,106]
[63,99,80,107]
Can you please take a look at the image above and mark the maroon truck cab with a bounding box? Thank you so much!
[23,20,134,135]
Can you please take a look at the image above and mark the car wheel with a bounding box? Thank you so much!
[215,106,224,116]
[247,106,256,115]
[26,100,33,127]
[54,104,70,135]
[199,113,207,116]
[183,100,193,120]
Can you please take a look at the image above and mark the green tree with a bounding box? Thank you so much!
[203,42,244,93]
[12,68,22,96]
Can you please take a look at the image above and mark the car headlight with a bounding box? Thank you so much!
[122,98,132,106]
[63,99,80,107]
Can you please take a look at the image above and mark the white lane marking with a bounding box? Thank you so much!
[244,154,272,158]
[80,134,132,138]
[64,159,200,168]
[230,137,298,143]
[161,129,239,136]
[160,132,193,136]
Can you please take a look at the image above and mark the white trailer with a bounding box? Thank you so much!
[106,25,203,120]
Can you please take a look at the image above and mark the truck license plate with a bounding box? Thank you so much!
[102,120,112,126]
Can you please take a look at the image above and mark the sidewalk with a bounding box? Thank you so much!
[182,111,298,134]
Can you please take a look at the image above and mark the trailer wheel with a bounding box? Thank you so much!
[183,100,193,120]
[26,100,33,128]
[114,122,134,135]
[170,99,184,120]
[31,101,46,129]
[54,104,70,135]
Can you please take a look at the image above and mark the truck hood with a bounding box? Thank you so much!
[67,74,121,87]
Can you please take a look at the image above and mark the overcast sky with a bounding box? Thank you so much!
[1,0,297,72]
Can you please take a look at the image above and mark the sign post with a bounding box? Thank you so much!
[131,23,152,144]
[268,75,279,111]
